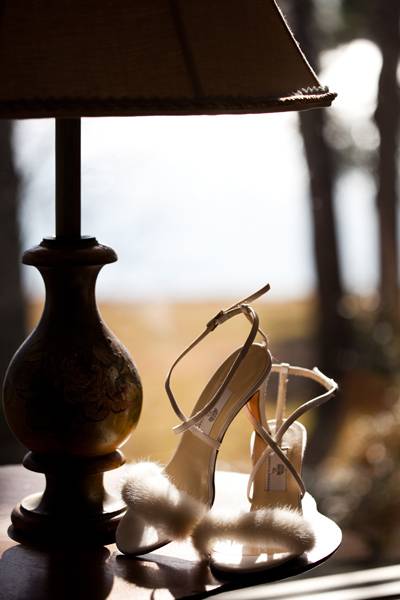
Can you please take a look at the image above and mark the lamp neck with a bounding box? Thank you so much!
[55,118,81,239]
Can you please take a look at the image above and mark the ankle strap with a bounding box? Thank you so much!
[271,364,337,445]
[247,363,337,501]
[165,283,271,435]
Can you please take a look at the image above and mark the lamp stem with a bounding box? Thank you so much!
[55,118,81,239]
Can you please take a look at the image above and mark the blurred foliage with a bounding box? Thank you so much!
[315,0,374,47]
[307,0,400,563]
[317,399,400,559]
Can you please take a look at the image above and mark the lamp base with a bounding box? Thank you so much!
[10,451,126,545]
[3,236,142,545]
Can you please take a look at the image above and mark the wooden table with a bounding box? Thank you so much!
[0,465,341,600]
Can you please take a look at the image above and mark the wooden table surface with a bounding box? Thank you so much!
[0,465,341,600]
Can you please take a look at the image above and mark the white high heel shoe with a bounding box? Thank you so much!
[116,284,272,556]
[191,363,338,572]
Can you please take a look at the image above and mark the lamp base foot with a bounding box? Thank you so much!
[9,451,126,546]
[10,498,125,546]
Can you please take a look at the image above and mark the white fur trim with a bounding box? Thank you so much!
[191,506,315,559]
[121,461,206,539]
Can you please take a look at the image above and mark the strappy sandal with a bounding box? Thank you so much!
[191,363,338,573]
[116,284,273,556]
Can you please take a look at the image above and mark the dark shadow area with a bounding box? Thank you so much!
[115,553,215,599]
[0,544,112,600]
[114,552,323,600]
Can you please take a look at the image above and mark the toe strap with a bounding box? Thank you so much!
[191,507,315,559]
[121,461,206,540]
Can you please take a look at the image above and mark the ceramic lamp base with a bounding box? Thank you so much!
[3,237,142,545]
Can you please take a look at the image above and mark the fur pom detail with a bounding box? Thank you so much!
[191,506,315,559]
[121,461,206,540]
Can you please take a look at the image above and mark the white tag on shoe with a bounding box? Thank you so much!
[266,448,288,492]
[198,388,232,435]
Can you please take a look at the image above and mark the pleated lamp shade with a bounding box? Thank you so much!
[0,0,335,118]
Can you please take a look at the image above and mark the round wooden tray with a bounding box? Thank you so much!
[0,467,341,599]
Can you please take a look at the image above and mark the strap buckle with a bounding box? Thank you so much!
[206,310,225,331]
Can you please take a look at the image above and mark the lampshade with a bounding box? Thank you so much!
[0,0,335,118]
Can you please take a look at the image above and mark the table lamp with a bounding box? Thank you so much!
[0,0,335,544]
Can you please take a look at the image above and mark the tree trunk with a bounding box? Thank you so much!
[0,120,26,463]
[374,0,400,328]
[289,0,350,464]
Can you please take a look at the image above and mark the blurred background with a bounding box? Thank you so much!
[1,0,399,569]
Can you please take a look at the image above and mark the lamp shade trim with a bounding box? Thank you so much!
[0,90,336,119]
